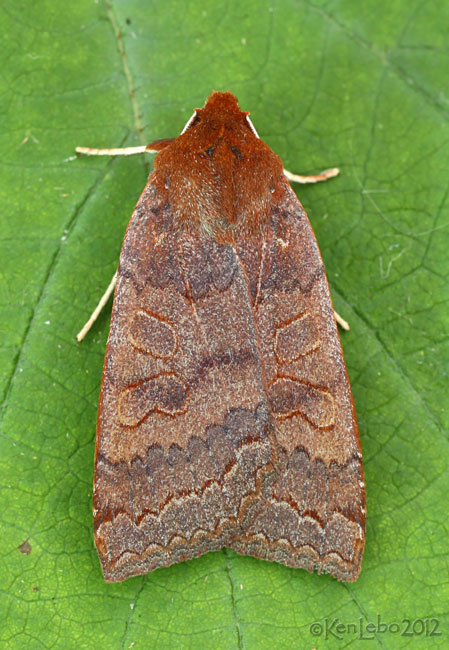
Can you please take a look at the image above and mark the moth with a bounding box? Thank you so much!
[77,91,365,582]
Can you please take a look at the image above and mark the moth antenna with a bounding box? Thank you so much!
[246,115,259,138]
[180,110,199,134]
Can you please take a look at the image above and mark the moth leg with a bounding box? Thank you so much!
[76,271,117,342]
[75,145,152,156]
[284,167,339,184]
[75,138,175,157]
[334,310,350,331]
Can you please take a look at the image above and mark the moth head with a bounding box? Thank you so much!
[181,91,259,137]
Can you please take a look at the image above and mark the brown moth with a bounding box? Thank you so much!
[86,91,365,582]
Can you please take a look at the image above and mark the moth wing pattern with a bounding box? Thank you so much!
[92,90,365,583]
[230,183,366,581]
[94,181,277,582]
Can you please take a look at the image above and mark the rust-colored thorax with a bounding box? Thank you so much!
[152,92,286,241]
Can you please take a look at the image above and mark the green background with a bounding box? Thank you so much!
[1,0,448,648]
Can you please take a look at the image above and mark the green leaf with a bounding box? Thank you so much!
[1,0,448,648]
